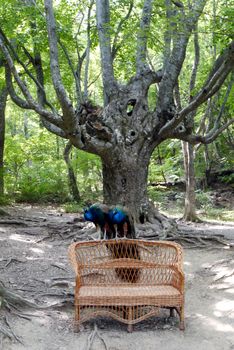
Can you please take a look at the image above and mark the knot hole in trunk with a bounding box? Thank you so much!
[127,99,136,116]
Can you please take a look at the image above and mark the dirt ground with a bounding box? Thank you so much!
[0,205,234,350]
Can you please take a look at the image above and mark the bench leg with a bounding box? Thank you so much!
[179,305,185,331]
[74,304,80,332]
[127,307,133,333]
[169,307,175,318]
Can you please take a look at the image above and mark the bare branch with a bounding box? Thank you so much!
[41,119,67,138]
[111,1,134,59]
[180,42,234,118]
[96,0,116,103]
[84,0,95,100]
[190,27,200,93]
[174,75,234,145]
[177,118,234,144]
[44,0,76,127]
[0,35,62,127]
[157,0,206,113]
[0,28,51,109]
[5,65,31,110]
[136,0,153,73]
[158,40,234,137]
[76,49,87,106]
[163,0,176,69]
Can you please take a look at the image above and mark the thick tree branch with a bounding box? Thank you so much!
[96,0,117,103]
[174,75,234,144]
[136,0,153,74]
[5,65,31,110]
[41,119,67,138]
[44,0,76,129]
[158,40,234,137]
[176,118,234,144]
[180,42,234,118]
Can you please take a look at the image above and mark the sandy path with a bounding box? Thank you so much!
[0,205,233,350]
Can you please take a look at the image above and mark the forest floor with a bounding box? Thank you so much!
[0,204,234,350]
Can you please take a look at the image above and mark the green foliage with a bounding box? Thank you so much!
[148,140,183,184]
[3,103,102,203]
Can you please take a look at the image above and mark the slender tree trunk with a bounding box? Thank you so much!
[0,86,7,196]
[204,144,212,187]
[182,141,199,221]
[64,141,81,202]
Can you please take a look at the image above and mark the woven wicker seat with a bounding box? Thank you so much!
[68,239,185,332]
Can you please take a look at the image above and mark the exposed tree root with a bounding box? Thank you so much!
[136,210,233,248]
[0,281,73,310]
[84,323,108,350]
[0,219,28,226]
[139,228,233,248]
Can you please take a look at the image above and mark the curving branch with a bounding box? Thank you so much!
[96,0,116,103]
[41,119,67,138]
[190,27,200,94]
[83,0,95,100]
[5,65,31,110]
[157,0,206,114]
[179,41,234,118]
[0,28,54,113]
[163,0,177,70]
[111,1,134,59]
[44,0,76,129]
[173,75,234,145]
[158,39,234,138]
[0,34,62,127]
[136,0,153,74]
[176,118,234,145]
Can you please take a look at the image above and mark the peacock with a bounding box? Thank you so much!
[108,205,136,239]
[84,203,140,283]
[83,203,115,239]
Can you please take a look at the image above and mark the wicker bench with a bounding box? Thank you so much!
[68,239,185,332]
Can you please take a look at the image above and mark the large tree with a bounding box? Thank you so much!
[0,0,233,229]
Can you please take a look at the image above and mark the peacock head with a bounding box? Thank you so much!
[108,207,126,224]
[84,204,106,225]
[83,207,94,222]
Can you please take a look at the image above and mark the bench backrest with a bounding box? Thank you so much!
[68,239,183,287]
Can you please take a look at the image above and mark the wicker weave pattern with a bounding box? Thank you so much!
[68,239,185,331]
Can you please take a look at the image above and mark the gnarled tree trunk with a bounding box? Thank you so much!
[102,151,151,221]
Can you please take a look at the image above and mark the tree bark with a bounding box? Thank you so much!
[102,155,150,219]
[0,85,7,196]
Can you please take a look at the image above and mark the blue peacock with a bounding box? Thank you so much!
[84,203,140,283]
[83,203,113,239]
[84,204,136,239]
[108,206,136,239]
